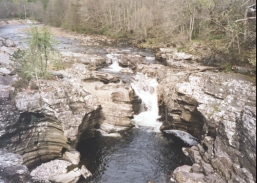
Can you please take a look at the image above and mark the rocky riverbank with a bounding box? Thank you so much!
[0,20,256,183]
[0,25,137,182]
[154,48,256,183]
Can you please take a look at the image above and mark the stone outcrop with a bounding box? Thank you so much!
[154,49,256,183]
[0,149,31,183]
[0,39,135,171]
[0,76,101,167]
[118,54,148,69]
[82,81,135,133]
[61,52,107,70]
[30,159,92,183]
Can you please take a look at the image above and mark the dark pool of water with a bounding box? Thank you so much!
[77,128,192,183]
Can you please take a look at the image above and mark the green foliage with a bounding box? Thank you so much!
[13,26,62,80]
[2,0,256,68]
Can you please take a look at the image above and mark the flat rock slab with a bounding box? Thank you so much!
[30,160,92,183]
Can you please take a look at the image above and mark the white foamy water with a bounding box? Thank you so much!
[145,56,155,61]
[163,130,199,146]
[102,54,123,72]
[131,73,161,132]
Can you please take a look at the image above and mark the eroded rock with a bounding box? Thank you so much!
[0,149,31,183]
[157,68,256,182]
[30,159,92,183]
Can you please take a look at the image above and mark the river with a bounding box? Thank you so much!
[0,23,192,183]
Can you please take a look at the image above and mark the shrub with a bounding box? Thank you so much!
[13,26,63,80]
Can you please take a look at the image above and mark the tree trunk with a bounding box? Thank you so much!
[189,8,195,41]
[243,7,249,41]
[24,4,27,19]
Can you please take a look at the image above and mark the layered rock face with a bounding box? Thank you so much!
[0,75,101,166]
[155,48,256,183]
[0,34,136,179]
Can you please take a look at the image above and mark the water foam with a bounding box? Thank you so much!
[102,54,123,72]
[131,73,161,131]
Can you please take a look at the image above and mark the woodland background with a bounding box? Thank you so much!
[0,0,256,66]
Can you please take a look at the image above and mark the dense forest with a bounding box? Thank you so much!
[0,0,256,66]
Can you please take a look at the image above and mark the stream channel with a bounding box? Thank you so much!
[0,23,192,183]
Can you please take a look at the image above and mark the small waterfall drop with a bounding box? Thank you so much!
[131,73,161,131]
[103,54,123,72]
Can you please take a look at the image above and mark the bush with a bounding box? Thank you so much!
[13,26,63,80]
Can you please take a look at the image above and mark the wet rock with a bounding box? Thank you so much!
[0,149,31,183]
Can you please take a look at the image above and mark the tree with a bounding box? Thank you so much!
[13,26,62,80]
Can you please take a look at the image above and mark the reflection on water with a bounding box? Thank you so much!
[77,129,192,183]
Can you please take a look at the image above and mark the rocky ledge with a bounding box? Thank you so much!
[0,35,136,182]
[152,48,256,183]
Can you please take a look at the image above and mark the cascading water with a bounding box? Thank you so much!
[78,71,192,183]
[102,54,123,73]
[131,73,161,131]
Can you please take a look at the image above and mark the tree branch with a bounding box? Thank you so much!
[235,17,256,22]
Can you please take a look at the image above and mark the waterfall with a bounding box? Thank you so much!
[103,54,123,72]
[131,73,161,131]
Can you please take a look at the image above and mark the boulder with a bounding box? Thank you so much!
[2,39,16,47]
[0,149,31,183]
[30,159,92,183]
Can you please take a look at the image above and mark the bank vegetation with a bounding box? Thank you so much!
[0,0,256,67]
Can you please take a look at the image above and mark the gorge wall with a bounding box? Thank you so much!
[0,34,137,182]
[153,48,256,183]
